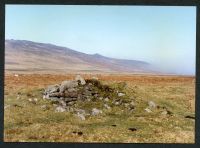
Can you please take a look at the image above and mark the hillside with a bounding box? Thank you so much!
[5,39,156,74]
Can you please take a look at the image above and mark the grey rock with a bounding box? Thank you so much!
[67,101,75,106]
[94,94,98,98]
[60,80,78,93]
[91,108,102,116]
[161,110,168,115]
[28,98,37,104]
[59,100,67,107]
[75,109,86,115]
[148,101,156,108]
[124,103,129,108]
[115,102,120,106]
[64,97,77,102]
[41,105,49,110]
[104,104,111,109]
[45,84,60,94]
[75,75,86,85]
[104,98,109,102]
[77,112,86,120]
[49,97,60,102]
[43,94,49,100]
[55,106,66,112]
[83,90,92,96]
[118,93,125,97]
[67,88,77,93]
[98,97,103,100]
[87,98,91,102]
[144,108,152,113]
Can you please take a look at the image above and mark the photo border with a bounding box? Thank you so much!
[0,0,199,148]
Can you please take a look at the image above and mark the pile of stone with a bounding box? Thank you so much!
[43,75,134,120]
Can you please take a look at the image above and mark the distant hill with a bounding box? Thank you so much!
[5,39,158,74]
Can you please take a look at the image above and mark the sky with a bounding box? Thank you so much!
[5,5,196,75]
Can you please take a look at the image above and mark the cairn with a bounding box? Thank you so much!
[43,75,134,120]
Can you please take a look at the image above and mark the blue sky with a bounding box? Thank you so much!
[5,5,196,75]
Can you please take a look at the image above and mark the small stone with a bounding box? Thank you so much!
[33,98,38,102]
[75,75,86,85]
[124,103,129,108]
[41,105,49,110]
[16,95,20,100]
[148,101,156,108]
[104,104,111,109]
[28,98,37,104]
[118,93,125,97]
[99,97,103,100]
[91,108,102,116]
[55,106,66,112]
[94,94,98,98]
[76,109,86,115]
[104,98,109,102]
[87,98,91,102]
[115,101,120,106]
[144,108,152,113]
[43,94,49,100]
[77,112,86,120]
[59,100,67,107]
[161,110,168,115]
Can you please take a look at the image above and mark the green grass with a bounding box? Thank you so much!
[4,79,195,143]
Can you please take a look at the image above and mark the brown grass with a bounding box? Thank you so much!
[4,73,195,143]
